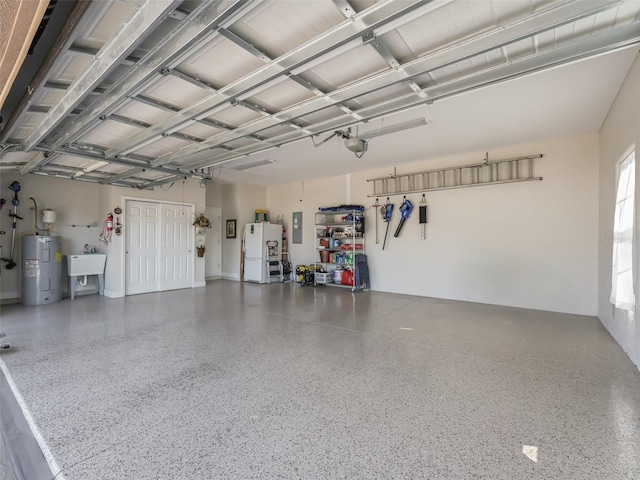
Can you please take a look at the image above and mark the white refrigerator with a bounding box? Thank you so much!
[243,222,283,283]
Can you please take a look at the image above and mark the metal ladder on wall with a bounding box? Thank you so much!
[367,153,543,197]
[266,241,283,283]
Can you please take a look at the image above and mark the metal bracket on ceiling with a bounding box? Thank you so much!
[362,32,375,45]
[333,0,356,19]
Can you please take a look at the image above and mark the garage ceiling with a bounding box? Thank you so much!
[1,0,639,189]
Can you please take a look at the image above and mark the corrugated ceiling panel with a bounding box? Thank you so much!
[137,170,172,181]
[412,71,435,88]
[143,76,211,109]
[502,37,535,63]
[491,0,537,23]
[223,137,256,150]
[101,63,135,88]
[179,36,264,87]
[130,16,182,60]
[231,0,344,58]
[531,28,553,54]
[95,163,131,175]
[45,118,85,145]
[134,136,193,157]
[78,1,136,51]
[297,105,346,125]
[349,0,376,14]
[463,51,503,75]
[254,124,295,139]
[570,16,605,43]
[393,4,463,59]
[31,88,65,108]
[591,7,622,33]
[76,120,145,148]
[179,149,216,164]
[466,0,501,30]
[549,22,584,49]
[394,0,548,60]
[52,55,93,84]
[453,57,488,79]
[245,78,316,111]
[415,67,445,85]
[178,122,224,140]
[615,2,640,25]
[207,105,263,127]
[446,1,479,32]
[0,151,33,164]
[115,101,175,125]
[304,44,389,90]
[483,48,508,67]
[50,154,96,169]
[380,29,418,65]
[12,112,46,141]
[351,83,414,109]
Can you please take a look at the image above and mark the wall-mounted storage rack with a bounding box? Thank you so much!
[367,153,543,197]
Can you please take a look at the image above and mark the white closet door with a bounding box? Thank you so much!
[160,204,193,291]
[126,201,160,295]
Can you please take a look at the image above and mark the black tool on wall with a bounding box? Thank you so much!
[1,181,22,270]
[419,194,427,240]
[381,198,393,250]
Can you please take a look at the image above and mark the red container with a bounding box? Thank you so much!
[342,269,354,286]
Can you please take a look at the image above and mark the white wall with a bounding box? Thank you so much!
[268,134,600,315]
[0,174,206,301]
[599,53,640,369]
[221,183,266,279]
[206,183,223,208]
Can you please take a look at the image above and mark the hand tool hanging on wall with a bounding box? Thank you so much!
[381,198,393,250]
[2,181,22,269]
[419,194,427,240]
[394,196,413,238]
[372,198,381,244]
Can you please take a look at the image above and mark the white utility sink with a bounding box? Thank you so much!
[67,254,107,275]
[66,254,107,299]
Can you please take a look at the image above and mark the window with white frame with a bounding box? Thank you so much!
[611,150,636,311]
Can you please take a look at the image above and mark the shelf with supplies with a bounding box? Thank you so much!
[314,207,370,291]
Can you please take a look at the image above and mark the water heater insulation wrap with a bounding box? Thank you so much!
[21,235,62,305]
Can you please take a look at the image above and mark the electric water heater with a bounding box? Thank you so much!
[21,235,62,305]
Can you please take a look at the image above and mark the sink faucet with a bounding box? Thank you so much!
[84,244,89,254]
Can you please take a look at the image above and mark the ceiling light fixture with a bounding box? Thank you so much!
[232,158,277,171]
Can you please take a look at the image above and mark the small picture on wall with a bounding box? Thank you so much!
[226,219,236,238]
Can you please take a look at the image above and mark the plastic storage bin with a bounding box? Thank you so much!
[315,272,333,284]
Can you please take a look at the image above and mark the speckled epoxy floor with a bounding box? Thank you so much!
[0,280,639,479]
